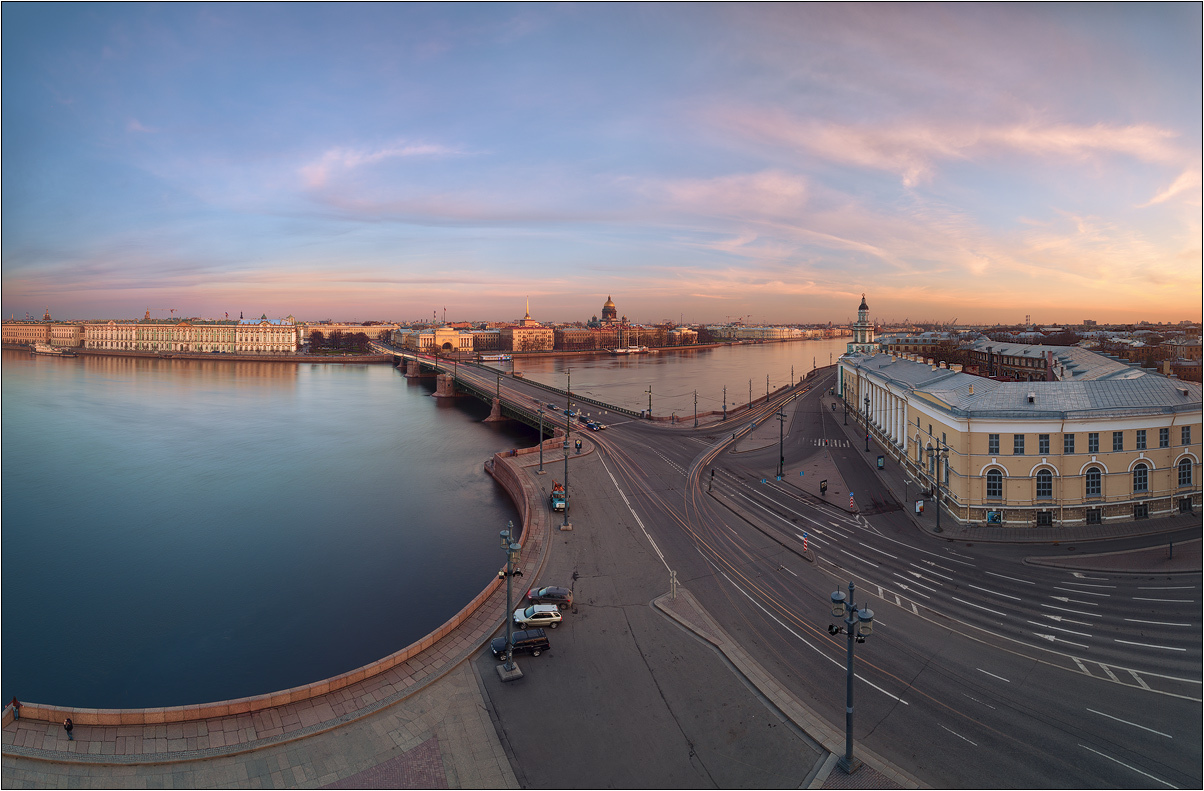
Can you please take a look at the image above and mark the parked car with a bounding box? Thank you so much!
[490,628,551,658]
[514,604,562,629]
[527,585,573,609]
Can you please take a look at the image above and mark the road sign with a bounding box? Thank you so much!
[803,532,809,551]
[849,492,855,509]
[877,454,884,469]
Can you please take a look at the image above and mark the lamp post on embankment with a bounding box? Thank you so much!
[498,523,524,681]
[537,409,545,474]
[828,581,874,774]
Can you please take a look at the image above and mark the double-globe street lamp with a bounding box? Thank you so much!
[828,582,875,774]
[864,394,870,451]
[563,369,572,529]
[498,523,523,677]
[926,443,950,533]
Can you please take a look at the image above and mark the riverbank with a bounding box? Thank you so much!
[2,344,392,364]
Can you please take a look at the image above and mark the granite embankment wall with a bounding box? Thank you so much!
[2,345,392,364]
[3,433,548,729]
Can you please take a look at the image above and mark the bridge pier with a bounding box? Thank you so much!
[483,397,506,422]
[433,374,458,398]
[405,360,436,378]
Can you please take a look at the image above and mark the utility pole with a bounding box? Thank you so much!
[723,385,727,421]
[829,582,874,773]
[694,390,698,428]
[646,385,653,417]
[748,379,752,409]
[766,374,770,399]
[777,406,786,478]
[537,409,545,474]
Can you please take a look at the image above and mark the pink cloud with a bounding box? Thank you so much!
[300,140,464,188]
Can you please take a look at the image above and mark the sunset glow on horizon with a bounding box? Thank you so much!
[3,4,1201,325]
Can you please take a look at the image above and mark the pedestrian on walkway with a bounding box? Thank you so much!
[9,697,20,721]
[575,439,582,453]
[63,717,73,740]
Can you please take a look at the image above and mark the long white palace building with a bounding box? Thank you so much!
[839,341,1201,528]
[82,315,299,355]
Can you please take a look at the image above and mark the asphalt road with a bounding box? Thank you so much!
[419,353,1202,788]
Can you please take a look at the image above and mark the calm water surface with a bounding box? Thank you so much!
[2,351,534,708]
[2,339,847,709]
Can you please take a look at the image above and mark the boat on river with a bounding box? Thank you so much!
[479,354,513,361]
[31,343,77,357]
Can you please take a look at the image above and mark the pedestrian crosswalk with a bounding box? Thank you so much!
[811,438,850,448]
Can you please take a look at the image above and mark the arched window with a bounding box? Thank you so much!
[1085,467,1101,497]
[1179,458,1193,487]
[1133,463,1149,493]
[928,447,935,476]
[1036,469,1053,499]
[986,469,1003,499]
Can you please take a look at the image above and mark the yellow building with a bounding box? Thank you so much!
[83,316,298,354]
[839,350,1201,527]
[2,321,51,346]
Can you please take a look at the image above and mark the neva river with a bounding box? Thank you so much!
[1,337,848,709]
[1,351,534,709]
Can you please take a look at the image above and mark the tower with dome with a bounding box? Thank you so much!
[846,293,877,354]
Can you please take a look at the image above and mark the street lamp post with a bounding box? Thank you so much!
[537,409,545,474]
[928,443,949,533]
[864,395,870,451]
[777,406,786,478]
[828,582,874,774]
[499,524,523,676]
[562,436,570,529]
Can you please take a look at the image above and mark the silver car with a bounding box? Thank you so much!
[513,604,563,629]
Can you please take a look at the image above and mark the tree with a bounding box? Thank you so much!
[309,330,326,349]
[350,332,370,351]
[328,330,345,349]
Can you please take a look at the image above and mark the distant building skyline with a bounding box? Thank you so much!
[3,5,1200,324]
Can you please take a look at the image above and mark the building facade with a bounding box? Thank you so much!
[846,293,876,354]
[838,350,1201,528]
[82,316,298,354]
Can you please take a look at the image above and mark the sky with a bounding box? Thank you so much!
[2,3,1201,326]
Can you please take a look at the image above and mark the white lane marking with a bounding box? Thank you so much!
[1071,572,1110,580]
[1134,597,1195,603]
[719,569,907,704]
[962,693,996,710]
[1051,595,1098,606]
[952,596,1008,618]
[1100,665,1120,683]
[968,584,1021,601]
[1078,744,1178,789]
[839,549,879,568]
[1128,669,1152,690]
[1114,639,1186,652]
[1032,632,1089,649]
[1027,620,1092,638]
[985,571,1036,585]
[893,573,939,596]
[977,668,1010,683]
[1086,708,1172,738]
[1042,613,1093,627]
[862,543,899,560]
[945,549,975,560]
[1072,657,1091,675]
[1054,586,1109,598]
[1060,581,1116,589]
[598,455,670,572]
[910,563,954,581]
[940,724,977,746]
[1041,603,1101,618]
[1139,586,1195,590]
[911,602,919,615]
[1125,618,1192,627]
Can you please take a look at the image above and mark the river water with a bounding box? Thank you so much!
[1,337,848,709]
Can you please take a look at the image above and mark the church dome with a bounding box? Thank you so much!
[602,295,618,320]
[858,293,869,311]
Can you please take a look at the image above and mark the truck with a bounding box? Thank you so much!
[550,481,567,512]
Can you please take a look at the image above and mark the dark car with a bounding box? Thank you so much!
[490,628,551,658]
[527,585,573,609]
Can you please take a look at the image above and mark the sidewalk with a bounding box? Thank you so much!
[821,395,1203,566]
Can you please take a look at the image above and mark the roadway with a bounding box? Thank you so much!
[407,351,1202,788]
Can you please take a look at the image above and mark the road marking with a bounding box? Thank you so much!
[1114,639,1186,652]
[962,693,996,710]
[968,584,1021,601]
[1054,586,1109,597]
[985,571,1036,585]
[597,455,670,572]
[1100,664,1120,683]
[839,549,879,568]
[1124,618,1193,626]
[1027,620,1092,638]
[1060,581,1116,589]
[1128,669,1152,690]
[862,544,899,560]
[894,572,939,596]
[1070,572,1110,580]
[939,724,977,746]
[1041,603,1101,618]
[1051,595,1098,606]
[1042,613,1093,626]
[911,602,919,615]
[1032,632,1089,649]
[977,668,1010,683]
[910,563,954,581]
[952,596,1008,618]
[1134,597,1195,603]
[1078,744,1177,788]
[1139,586,1195,590]
[1086,708,1172,738]
[1072,657,1091,675]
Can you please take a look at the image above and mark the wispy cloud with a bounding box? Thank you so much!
[300,140,466,188]
[1139,168,1202,208]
